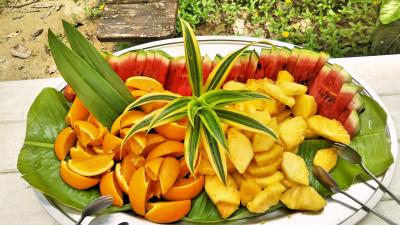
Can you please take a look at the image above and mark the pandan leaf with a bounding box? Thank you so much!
[180,19,203,97]
[214,108,278,140]
[48,30,127,129]
[204,41,273,91]
[123,92,179,113]
[148,96,192,130]
[200,90,270,107]
[187,98,204,127]
[198,107,229,152]
[62,20,133,103]
[184,115,202,175]
[202,128,227,183]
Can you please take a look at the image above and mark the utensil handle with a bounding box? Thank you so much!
[76,216,84,225]
[339,190,398,225]
[361,163,400,205]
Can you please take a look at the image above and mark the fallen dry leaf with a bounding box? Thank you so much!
[10,44,32,59]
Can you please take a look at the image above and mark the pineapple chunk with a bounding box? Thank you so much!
[246,158,281,177]
[252,118,278,152]
[276,70,294,85]
[281,186,327,211]
[281,179,297,188]
[234,102,245,112]
[304,128,319,139]
[247,109,271,125]
[313,148,338,172]
[244,100,266,112]
[221,123,229,134]
[205,175,240,205]
[281,152,309,185]
[198,150,215,175]
[244,171,284,188]
[276,109,292,123]
[216,202,239,219]
[254,144,283,166]
[278,117,307,150]
[239,179,262,206]
[231,171,245,187]
[263,98,279,115]
[242,130,254,140]
[259,82,295,107]
[227,128,254,173]
[292,94,317,119]
[247,183,287,213]
[245,79,259,91]
[307,115,350,144]
[279,82,308,96]
[223,80,245,90]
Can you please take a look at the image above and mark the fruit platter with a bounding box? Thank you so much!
[17,20,397,225]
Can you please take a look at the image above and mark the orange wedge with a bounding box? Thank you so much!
[144,200,191,223]
[125,76,164,92]
[162,176,205,201]
[148,181,162,199]
[120,110,146,129]
[60,161,99,190]
[100,171,124,207]
[130,89,148,99]
[111,114,123,135]
[87,114,103,128]
[90,126,107,146]
[103,133,122,153]
[141,102,167,114]
[159,157,180,194]
[74,121,100,147]
[92,146,104,154]
[115,163,129,194]
[145,157,164,181]
[155,122,187,141]
[70,143,95,160]
[54,127,77,160]
[127,152,146,168]
[178,157,190,178]
[129,166,151,216]
[65,97,89,126]
[125,132,147,155]
[146,140,184,161]
[141,133,165,157]
[67,154,114,176]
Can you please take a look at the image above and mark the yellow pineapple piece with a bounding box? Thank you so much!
[304,128,319,139]
[234,102,245,112]
[231,171,245,187]
[244,100,265,112]
[263,98,279,115]
[223,80,245,90]
[216,202,239,219]
[242,130,254,140]
[313,148,338,172]
[244,171,284,188]
[281,152,309,185]
[278,116,307,150]
[252,118,278,152]
[279,82,308,96]
[239,179,262,206]
[245,79,259,91]
[227,128,254,173]
[198,150,215,175]
[292,94,317,119]
[307,115,350,144]
[221,122,229,134]
[276,70,294,85]
[285,145,299,154]
[259,82,295,107]
[281,186,327,211]
[247,182,286,213]
[246,158,281,177]
[281,179,297,188]
[253,144,283,166]
[275,109,292,123]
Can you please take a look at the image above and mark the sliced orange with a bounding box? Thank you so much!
[146,140,184,161]
[102,133,122,153]
[65,97,89,126]
[54,127,77,160]
[120,110,146,129]
[155,122,186,141]
[140,102,167,114]
[111,114,123,135]
[67,154,114,176]
[121,154,137,182]
[70,143,95,160]
[145,157,164,181]
[127,152,146,168]
[125,76,164,92]
[178,157,190,178]
[60,161,99,190]
[130,89,148,99]
[125,132,147,155]
[92,146,104,154]
[129,166,151,216]
[115,163,129,194]
[74,121,100,147]
[90,126,107,146]
[144,200,191,223]
[87,114,103,128]
[162,176,205,201]
[159,157,180,194]
[100,171,124,207]
[141,133,166,157]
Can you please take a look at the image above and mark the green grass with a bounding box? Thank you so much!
[177,0,381,57]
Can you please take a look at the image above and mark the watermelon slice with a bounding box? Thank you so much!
[292,49,319,83]
[202,55,213,83]
[143,50,155,76]
[275,47,291,80]
[264,47,280,79]
[226,58,241,83]
[259,48,271,77]
[116,51,136,81]
[343,110,361,137]
[238,51,251,82]
[286,47,301,74]
[177,73,192,96]
[347,93,365,113]
[108,55,120,73]
[329,83,360,118]
[154,50,171,86]
[311,52,330,78]
[245,50,259,81]
[212,54,223,69]
[166,56,185,93]
[323,64,347,94]
[309,64,332,96]
[132,49,146,76]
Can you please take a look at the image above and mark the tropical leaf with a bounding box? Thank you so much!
[148,96,192,130]
[214,108,278,140]
[123,92,178,113]
[200,89,270,107]
[201,128,227,183]
[187,98,203,127]
[48,30,126,129]
[198,107,229,151]
[204,41,272,91]
[371,20,400,55]
[380,0,400,24]
[184,115,202,175]
[62,20,133,103]
[180,19,203,97]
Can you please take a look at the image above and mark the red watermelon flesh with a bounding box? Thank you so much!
[264,47,280,80]
[238,52,251,82]
[338,108,352,124]
[323,64,345,94]
[311,52,330,78]
[148,51,162,80]
[254,67,264,79]
[347,93,365,112]
[287,47,301,74]
[177,73,192,96]
[245,50,259,81]
[316,86,337,118]
[166,56,185,93]
[202,55,213,83]
[329,83,359,118]
[296,51,320,84]
[309,65,331,96]
[132,49,146,76]
[108,55,120,73]
[143,50,155,76]
[116,51,136,81]
[275,48,291,80]
[226,58,241,83]
[259,48,271,75]
[154,50,171,86]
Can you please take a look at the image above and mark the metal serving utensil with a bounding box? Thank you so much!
[312,165,398,225]
[76,195,114,225]
[331,141,400,205]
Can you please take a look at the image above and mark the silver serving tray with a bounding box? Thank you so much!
[36,36,398,225]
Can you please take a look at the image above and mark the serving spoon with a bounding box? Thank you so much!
[312,165,398,225]
[331,141,400,205]
[76,195,114,225]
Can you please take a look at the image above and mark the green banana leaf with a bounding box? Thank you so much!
[17,88,130,212]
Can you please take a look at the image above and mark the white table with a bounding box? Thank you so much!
[0,55,399,225]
